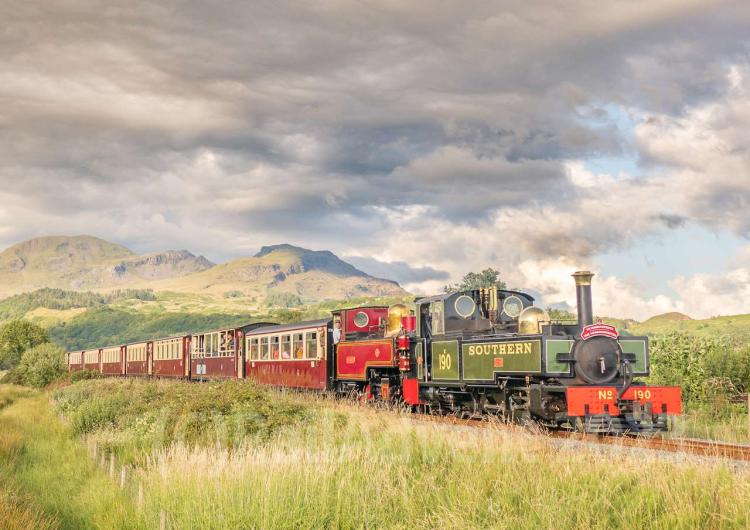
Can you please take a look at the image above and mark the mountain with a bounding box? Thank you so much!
[0,236,214,297]
[150,244,406,301]
[0,236,406,304]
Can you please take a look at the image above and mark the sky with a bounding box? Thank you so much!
[1,0,750,320]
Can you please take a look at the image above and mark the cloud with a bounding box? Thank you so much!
[344,256,449,292]
[0,1,749,318]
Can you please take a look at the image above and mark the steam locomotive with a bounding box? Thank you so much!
[67,271,682,434]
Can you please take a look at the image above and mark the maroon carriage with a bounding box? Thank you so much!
[67,350,84,372]
[244,319,331,390]
[83,348,101,372]
[190,323,276,380]
[152,335,190,378]
[125,341,151,376]
[101,345,125,376]
[190,327,243,380]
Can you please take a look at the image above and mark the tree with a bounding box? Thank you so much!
[445,268,507,293]
[16,343,67,388]
[0,320,49,369]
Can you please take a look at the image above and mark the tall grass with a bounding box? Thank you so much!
[0,486,57,530]
[49,380,750,529]
[132,404,750,529]
[0,385,146,529]
[3,379,750,528]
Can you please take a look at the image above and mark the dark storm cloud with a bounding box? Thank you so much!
[0,0,749,263]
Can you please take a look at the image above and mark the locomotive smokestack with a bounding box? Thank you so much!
[572,271,594,326]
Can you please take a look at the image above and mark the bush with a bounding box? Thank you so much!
[0,320,49,370]
[649,332,750,403]
[15,343,67,388]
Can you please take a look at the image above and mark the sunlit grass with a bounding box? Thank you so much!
[55,380,750,529]
[668,404,750,443]
[3,379,750,529]
[0,485,58,530]
[0,385,146,529]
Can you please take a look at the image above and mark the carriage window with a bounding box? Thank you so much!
[271,336,280,359]
[220,332,233,355]
[250,338,259,360]
[207,333,218,356]
[293,333,304,359]
[306,332,317,359]
[260,337,269,360]
[281,335,291,359]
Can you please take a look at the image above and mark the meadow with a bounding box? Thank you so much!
[1,379,750,529]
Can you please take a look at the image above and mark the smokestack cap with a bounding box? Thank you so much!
[572,271,594,286]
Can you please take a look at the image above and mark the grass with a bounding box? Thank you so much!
[0,385,146,529]
[2,379,750,528]
[53,378,312,466]
[669,402,750,443]
[0,486,57,530]
[49,380,750,529]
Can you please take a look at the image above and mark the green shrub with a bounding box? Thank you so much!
[649,332,750,403]
[53,379,311,464]
[0,320,49,369]
[15,343,67,388]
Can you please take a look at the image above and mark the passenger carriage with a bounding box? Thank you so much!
[125,341,151,376]
[83,348,101,372]
[67,350,84,372]
[101,345,125,376]
[244,319,331,389]
[153,335,190,378]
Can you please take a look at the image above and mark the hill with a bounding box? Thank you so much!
[0,236,407,312]
[630,312,750,345]
[0,236,213,296]
[149,244,406,302]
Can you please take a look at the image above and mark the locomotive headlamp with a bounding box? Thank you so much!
[518,306,550,334]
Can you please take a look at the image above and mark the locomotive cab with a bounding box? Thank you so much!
[417,288,535,337]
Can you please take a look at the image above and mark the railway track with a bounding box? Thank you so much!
[554,431,750,462]
[412,413,750,462]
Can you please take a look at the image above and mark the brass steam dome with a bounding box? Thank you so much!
[385,304,410,336]
[518,306,550,335]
